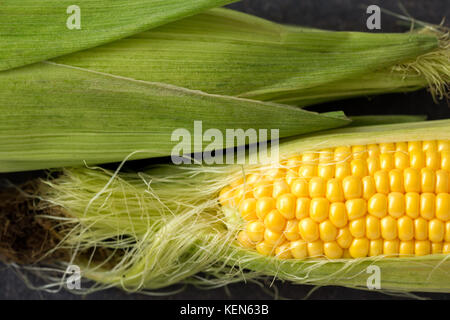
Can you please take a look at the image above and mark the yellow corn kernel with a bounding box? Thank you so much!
[399,241,414,256]
[240,198,257,221]
[329,202,348,228]
[436,193,450,221]
[410,150,425,170]
[319,149,333,162]
[335,163,351,180]
[381,216,397,240]
[284,220,300,241]
[286,172,297,186]
[264,210,286,233]
[342,249,352,258]
[317,164,335,180]
[394,151,409,170]
[405,192,420,219]
[383,239,399,256]
[219,186,234,207]
[397,216,414,241]
[368,193,387,218]
[290,240,307,259]
[426,151,440,170]
[230,177,244,188]
[309,198,330,223]
[367,156,381,176]
[429,219,445,242]
[273,180,290,198]
[349,218,366,238]
[298,165,317,179]
[296,197,311,220]
[265,167,285,181]
[246,221,265,243]
[442,151,450,171]
[337,227,353,249]
[256,241,274,256]
[326,179,344,202]
[432,242,443,254]
[446,221,450,242]
[352,145,367,160]
[444,242,450,254]
[408,141,422,153]
[234,186,253,205]
[420,193,435,220]
[422,140,437,153]
[438,140,450,152]
[380,153,394,171]
[414,218,428,240]
[291,179,309,198]
[298,218,319,242]
[369,239,383,256]
[324,241,343,259]
[415,240,431,256]
[334,146,351,162]
[342,176,362,200]
[285,156,301,173]
[238,231,255,248]
[349,238,369,258]
[319,220,338,242]
[263,228,285,246]
[366,215,381,240]
[362,176,376,200]
[388,192,405,218]
[276,193,296,220]
[309,177,326,198]
[307,240,324,257]
[346,199,367,220]
[421,168,436,193]
[374,170,390,194]
[389,169,404,193]
[275,243,293,259]
[396,142,408,153]
[444,221,450,242]
[380,142,395,154]
[436,170,449,193]
[351,159,368,177]
[404,168,421,193]
[302,152,318,164]
[256,197,275,220]
[368,144,380,157]
[253,180,273,199]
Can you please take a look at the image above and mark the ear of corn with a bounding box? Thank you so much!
[0,0,238,71]
[0,62,350,173]
[27,119,450,293]
[49,8,450,106]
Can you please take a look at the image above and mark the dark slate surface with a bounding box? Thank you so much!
[0,0,449,300]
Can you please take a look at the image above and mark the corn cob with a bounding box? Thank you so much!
[224,139,450,259]
[3,120,450,293]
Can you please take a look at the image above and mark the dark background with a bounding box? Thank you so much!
[0,0,449,300]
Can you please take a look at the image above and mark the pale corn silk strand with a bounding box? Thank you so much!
[21,121,450,296]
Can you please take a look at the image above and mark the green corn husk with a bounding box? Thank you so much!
[50,8,450,105]
[0,62,350,173]
[0,0,238,70]
[15,119,450,294]
[1,8,448,173]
